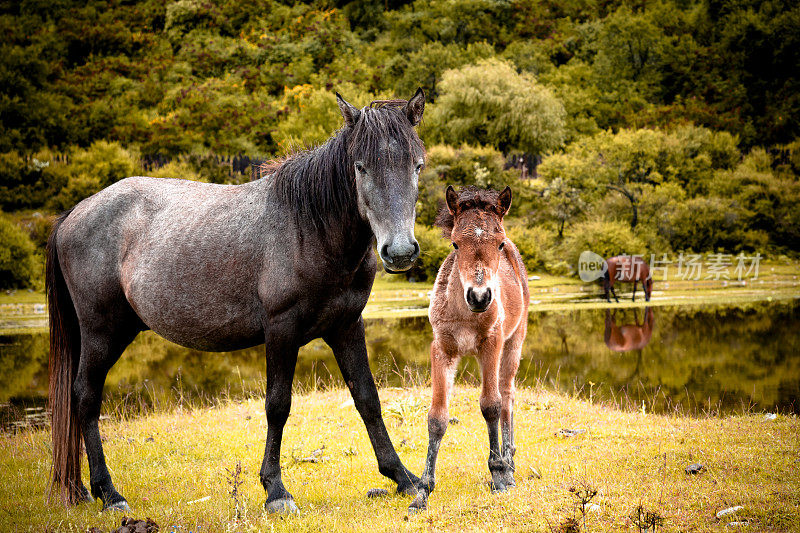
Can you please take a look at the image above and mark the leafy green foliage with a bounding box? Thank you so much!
[0,0,799,278]
[562,218,646,270]
[0,216,39,289]
[50,141,136,211]
[430,58,566,155]
[405,223,451,281]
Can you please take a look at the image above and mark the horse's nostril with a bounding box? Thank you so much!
[381,244,392,263]
[410,240,420,261]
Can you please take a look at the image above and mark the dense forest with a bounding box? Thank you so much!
[1,0,799,287]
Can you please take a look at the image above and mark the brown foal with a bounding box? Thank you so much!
[410,186,530,513]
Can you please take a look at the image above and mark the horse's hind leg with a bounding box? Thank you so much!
[632,280,637,302]
[409,340,458,512]
[74,315,141,510]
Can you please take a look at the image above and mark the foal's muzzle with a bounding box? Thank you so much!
[380,235,420,273]
[466,287,492,312]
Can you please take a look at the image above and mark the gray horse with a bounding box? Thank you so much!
[47,90,426,512]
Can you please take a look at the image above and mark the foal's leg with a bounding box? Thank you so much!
[74,320,139,510]
[478,336,507,492]
[260,328,299,513]
[632,280,637,302]
[409,340,458,512]
[497,329,524,490]
[325,318,420,496]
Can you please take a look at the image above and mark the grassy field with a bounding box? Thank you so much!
[1,386,798,532]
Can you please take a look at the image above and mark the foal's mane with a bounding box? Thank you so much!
[261,101,424,233]
[434,187,504,239]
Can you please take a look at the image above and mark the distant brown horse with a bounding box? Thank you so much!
[604,255,652,302]
[409,186,530,513]
[604,307,655,352]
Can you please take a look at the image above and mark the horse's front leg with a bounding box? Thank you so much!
[478,335,508,492]
[409,339,458,513]
[260,328,299,513]
[497,332,523,490]
[324,318,420,496]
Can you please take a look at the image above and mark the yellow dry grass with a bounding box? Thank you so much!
[1,386,798,532]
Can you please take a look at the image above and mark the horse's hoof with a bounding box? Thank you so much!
[104,500,131,512]
[265,498,298,514]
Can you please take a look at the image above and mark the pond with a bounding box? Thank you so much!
[2,299,799,429]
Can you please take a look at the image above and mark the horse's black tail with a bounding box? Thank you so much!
[46,209,83,506]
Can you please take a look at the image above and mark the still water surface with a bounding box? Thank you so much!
[2,300,798,426]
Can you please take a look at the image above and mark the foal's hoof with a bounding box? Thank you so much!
[489,481,508,493]
[103,499,131,512]
[407,492,428,514]
[78,485,94,504]
[490,472,517,493]
[265,498,298,514]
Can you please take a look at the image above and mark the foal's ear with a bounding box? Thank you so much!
[497,186,512,216]
[404,87,425,126]
[445,185,458,215]
[336,92,361,127]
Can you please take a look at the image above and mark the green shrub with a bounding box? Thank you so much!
[417,144,520,226]
[404,223,452,282]
[0,151,68,210]
[0,216,39,289]
[661,197,767,253]
[50,141,136,211]
[562,219,646,272]
[505,225,552,273]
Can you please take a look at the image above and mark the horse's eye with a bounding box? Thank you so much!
[499,242,505,250]
[452,242,458,250]
[415,163,424,173]
[355,161,365,173]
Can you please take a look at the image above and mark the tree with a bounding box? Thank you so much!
[0,216,39,289]
[430,58,566,156]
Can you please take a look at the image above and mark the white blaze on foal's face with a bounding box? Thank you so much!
[445,186,513,313]
[450,211,505,312]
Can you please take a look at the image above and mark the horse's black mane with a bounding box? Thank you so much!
[265,102,424,234]
[434,187,503,238]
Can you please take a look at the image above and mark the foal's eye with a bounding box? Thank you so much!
[498,241,505,250]
[355,161,365,173]
[452,242,458,250]
[415,163,424,173]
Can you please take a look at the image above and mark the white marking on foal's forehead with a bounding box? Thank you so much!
[475,227,484,237]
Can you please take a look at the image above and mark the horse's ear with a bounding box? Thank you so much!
[336,92,360,127]
[497,186,512,216]
[445,185,458,215]
[404,87,425,126]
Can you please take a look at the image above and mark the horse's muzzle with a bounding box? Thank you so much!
[380,237,420,273]
[466,286,492,312]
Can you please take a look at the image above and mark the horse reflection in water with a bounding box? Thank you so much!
[604,307,655,352]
